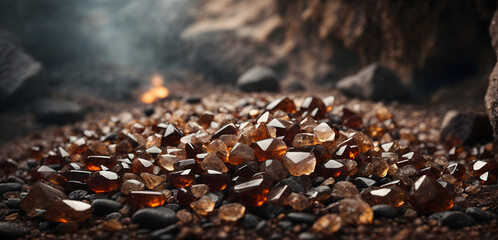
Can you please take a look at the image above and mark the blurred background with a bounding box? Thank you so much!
[0,0,496,142]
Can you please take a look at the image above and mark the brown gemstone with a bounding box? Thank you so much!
[218,203,246,222]
[445,163,466,182]
[200,153,228,173]
[282,152,316,176]
[266,119,299,145]
[320,159,348,178]
[146,134,162,148]
[145,146,162,157]
[32,165,56,181]
[479,172,497,185]
[312,214,342,235]
[127,191,166,209]
[190,196,215,216]
[287,192,312,211]
[162,124,184,146]
[19,182,67,217]
[177,188,195,206]
[361,186,407,207]
[87,171,120,193]
[69,138,87,155]
[418,167,441,179]
[331,181,360,199]
[173,159,198,172]
[100,219,122,232]
[250,138,287,162]
[313,123,337,142]
[291,133,318,148]
[201,170,231,191]
[132,158,154,174]
[469,159,498,176]
[140,173,165,190]
[199,111,215,129]
[301,96,326,114]
[177,209,193,224]
[268,185,291,205]
[185,142,203,159]
[332,138,359,160]
[207,139,229,162]
[230,178,271,207]
[250,123,271,142]
[266,97,296,114]
[380,179,411,191]
[121,179,145,194]
[158,154,179,172]
[342,108,362,129]
[212,123,237,140]
[235,161,259,178]
[45,200,93,223]
[338,199,373,224]
[168,169,195,188]
[409,175,454,213]
[85,155,116,171]
[260,159,289,182]
[44,150,66,165]
[229,143,255,165]
[399,152,425,169]
[191,184,210,198]
[31,145,44,161]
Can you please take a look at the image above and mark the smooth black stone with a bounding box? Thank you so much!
[255,203,287,219]
[101,132,118,142]
[465,207,498,222]
[378,177,392,185]
[242,214,260,229]
[110,192,123,201]
[132,207,178,229]
[270,233,283,240]
[237,66,280,93]
[164,203,180,212]
[298,232,317,240]
[0,222,29,238]
[202,222,215,229]
[7,176,24,184]
[372,204,397,219]
[143,107,155,117]
[277,221,293,229]
[205,192,224,207]
[6,198,21,209]
[287,212,316,225]
[91,199,122,216]
[430,211,476,228]
[353,177,377,189]
[85,194,108,202]
[150,224,180,240]
[7,209,22,215]
[0,183,22,194]
[185,97,202,104]
[105,212,122,220]
[39,221,55,230]
[273,178,305,193]
[68,190,88,200]
[255,221,267,233]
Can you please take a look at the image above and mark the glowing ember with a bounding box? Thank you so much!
[140,73,169,104]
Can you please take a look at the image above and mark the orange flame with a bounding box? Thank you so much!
[140,73,169,104]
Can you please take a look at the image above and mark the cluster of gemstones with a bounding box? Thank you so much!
[11,95,498,234]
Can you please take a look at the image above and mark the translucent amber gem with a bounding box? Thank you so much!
[331,181,360,199]
[173,159,198,172]
[301,96,327,114]
[140,173,165,190]
[218,203,245,222]
[338,199,373,224]
[158,154,179,172]
[199,111,214,129]
[162,124,184,146]
[85,155,116,171]
[230,178,271,207]
[418,167,441,179]
[168,169,195,188]
[146,134,162,148]
[45,200,93,223]
[191,184,209,198]
[409,175,454,213]
[250,123,271,142]
[479,172,497,185]
[266,119,299,145]
[127,191,166,209]
[69,138,87,155]
[207,139,229,162]
[287,193,312,210]
[229,143,255,165]
[121,179,145,194]
[19,182,67,217]
[361,186,407,207]
[32,165,56,181]
[177,209,193,224]
[235,161,259,178]
[87,171,120,193]
[201,170,231,191]
[268,185,291,205]
[200,153,228,173]
[332,138,359,160]
[319,159,347,178]
[260,159,289,182]
[282,152,316,176]
[185,142,202,159]
[291,133,318,148]
[31,145,44,161]
[398,152,425,169]
[219,134,239,151]
[250,138,287,162]
[444,163,466,182]
[212,123,237,140]
[132,158,154,174]
[266,97,296,114]
[469,159,498,176]
[312,214,342,235]
[342,108,362,129]
[190,196,215,216]
[371,158,389,178]
[313,123,337,142]
[44,149,66,165]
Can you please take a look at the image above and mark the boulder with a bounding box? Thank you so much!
[440,112,492,146]
[237,66,280,92]
[31,99,85,125]
[487,9,498,152]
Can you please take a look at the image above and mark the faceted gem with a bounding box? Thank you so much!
[282,152,316,176]
[185,142,202,159]
[85,155,116,171]
[173,159,198,172]
[207,139,229,162]
[319,160,348,178]
[338,199,373,224]
[409,175,454,213]
[361,186,407,207]
[300,96,326,115]
[266,119,299,145]
[162,124,184,146]
[168,169,195,188]
[342,108,362,129]
[297,145,330,163]
[212,123,237,140]
[199,111,215,129]
[268,185,291,205]
[177,209,193,224]
[469,159,498,176]
[145,146,162,157]
[121,179,145,194]
[371,158,389,178]
[132,158,154,174]
[306,185,332,202]
[331,181,360,199]
[19,182,67,217]
[250,138,287,162]
[200,153,228,173]
[312,214,342,235]
[250,123,271,142]
[45,200,93,223]
[31,145,44,161]
[418,167,441,179]
[260,159,289,182]
[158,154,179,172]
[229,143,255,165]
[191,184,210,198]
[235,161,259,178]
[266,97,296,114]
[219,134,239,151]
[444,163,466,182]
[87,171,120,193]
[140,173,165,190]
[177,188,195,206]
[69,138,87,155]
[479,172,497,185]
[287,193,311,211]
[398,152,425,169]
[323,96,335,112]
[190,196,215,216]
[201,170,231,191]
[127,191,166,209]
[291,133,318,148]
[230,178,271,207]
[313,123,337,142]
[218,203,246,222]
[146,134,162,148]
[32,165,56,181]
[332,138,359,160]
[44,150,65,165]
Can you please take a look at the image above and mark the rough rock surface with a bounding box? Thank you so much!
[487,9,498,151]
[440,112,493,146]
[31,99,85,124]
[237,66,280,92]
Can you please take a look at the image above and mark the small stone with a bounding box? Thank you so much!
[260,159,289,182]
[429,211,476,228]
[230,178,271,207]
[268,185,292,205]
[353,177,377,189]
[140,173,165,190]
[6,198,21,209]
[250,138,288,162]
[282,152,316,176]
[219,203,246,222]
[242,214,260,229]
[85,155,116,171]
[45,200,93,223]
[361,186,407,207]
[287,212,315,225]
[312,214,342,235]
[158,154,179,172]
[168,169,195,188]
[229,143,255,165]
[0,222,29,238]
[266,97,296,113]
[132,158,154,174]
[191,184,210,198]
[176,209,193,224]
[409,175,454,213]
[87,171,120,194]
[19,182,67,217]
[201,170,231,191]
[127,191,166,209]
[465,184,481,195]
[121,179,145,195]
[0,183,22,194]
[190,196,215,216]
[465,207,497,222]
[292,133,318,148]
[287,193,311,211]
[200,153,228,173]
[298,232,317,240]
[5,213,19,221]
[237,66,279,92]
[162,124,184,147]
[132,207,178,229]
[338,199,373,224]
[371,204,397,219]
[100,218,122,232]
[91,199,122,216]
[331,181,360,200]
